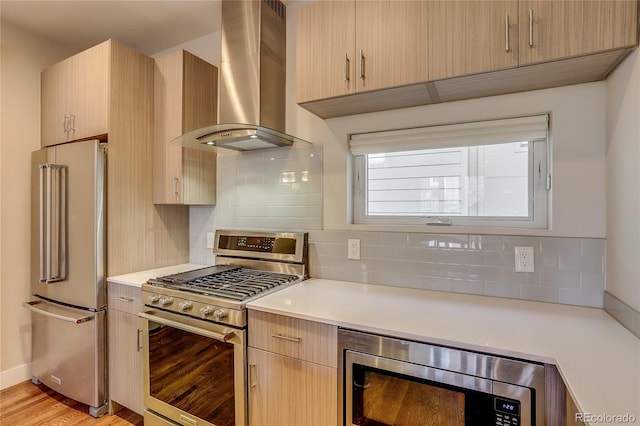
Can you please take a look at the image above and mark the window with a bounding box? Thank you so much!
[351,115,550,228]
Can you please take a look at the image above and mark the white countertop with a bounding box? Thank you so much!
[247,278,640,425]
[107,263,207,287]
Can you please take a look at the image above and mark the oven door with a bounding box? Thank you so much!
[139,309,246,426]
[344,351,532,426]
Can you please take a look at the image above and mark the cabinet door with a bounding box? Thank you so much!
[41,41,109,147]
[41,58,72,147]
[296,0,355,103]
[355,1,428,92]
[518,0,584,65]
[108,309,144,415]
[248,348,337,426]
[153,50,217,205]
[582,0,638,53]
[181,51,217,205]
[71,41,109,141]
[428,1,518,81]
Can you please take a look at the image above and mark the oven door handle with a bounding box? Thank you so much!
[138,311,236,342]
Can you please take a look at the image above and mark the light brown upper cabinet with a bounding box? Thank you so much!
[296,0,427,103]
[296,0,355,103]
[41,41,110,147]
[153,50,218,205]
[296,0,638,119]
[519,0,638,65]
[355,1,428,92]
[428,1,519,80]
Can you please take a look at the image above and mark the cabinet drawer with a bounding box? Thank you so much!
[248,310,337,367]
[108,282,142,315]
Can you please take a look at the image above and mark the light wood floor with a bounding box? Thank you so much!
[0,380,143,425]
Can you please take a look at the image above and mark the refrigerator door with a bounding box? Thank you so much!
[31,140,106,309]
[25,297,107,410]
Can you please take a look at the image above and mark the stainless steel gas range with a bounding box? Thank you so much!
[138,230,308,426]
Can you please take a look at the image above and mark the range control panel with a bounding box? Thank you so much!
[217,234,296,254]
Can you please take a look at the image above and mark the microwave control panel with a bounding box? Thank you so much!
[494,397,521,426]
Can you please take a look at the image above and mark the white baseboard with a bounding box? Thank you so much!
[0,363,31,390]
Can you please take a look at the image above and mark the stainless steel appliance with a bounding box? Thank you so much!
[139,230,308,426]
[173,0,311,152]
[339,329,546,426]
[23,139,108,417]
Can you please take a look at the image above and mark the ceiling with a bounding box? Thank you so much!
[0,1,222,55]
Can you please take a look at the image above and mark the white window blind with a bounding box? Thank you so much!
[349,115,548,155]
[351,115,550,228]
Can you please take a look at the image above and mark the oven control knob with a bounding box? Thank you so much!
[159,297,173,307]
[200,306,214,317]
[178,301,193,312]
[214,310,228,321]
[148,295,160,304]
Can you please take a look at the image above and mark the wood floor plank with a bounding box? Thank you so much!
[0,381,143,426]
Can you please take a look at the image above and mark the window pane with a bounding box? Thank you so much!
[366,142,530,218]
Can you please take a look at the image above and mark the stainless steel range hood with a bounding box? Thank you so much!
[173,0,309,152]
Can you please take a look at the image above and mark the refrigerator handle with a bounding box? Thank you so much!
[39,164,67,283]
[23,301,94,324]
[39,166,47,282]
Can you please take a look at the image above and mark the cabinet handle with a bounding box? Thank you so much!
[249,363,256,389]
[116,296,134,303]
[63,114,69,133]
[172,176,179,197]
[528,9,534,47]
[137,329,143,352]
[271,333,301,343]
[505,15,510,52]
[68,114,76,132]
[344,53,350,82]
[359,49,365,80]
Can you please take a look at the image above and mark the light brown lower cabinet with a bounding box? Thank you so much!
[247,310,338,426]
[108,282,144,415]
[248,347,337,426]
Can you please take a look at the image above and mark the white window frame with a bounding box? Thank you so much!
[350,115,550,229]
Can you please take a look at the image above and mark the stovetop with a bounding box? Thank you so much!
[141,230,308,328]
[147,265,299,302]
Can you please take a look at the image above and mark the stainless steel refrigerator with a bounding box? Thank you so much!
[23,139,108,417]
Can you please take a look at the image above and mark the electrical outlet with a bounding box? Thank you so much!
[206,232,215,249]
[348,239,361,260]
[515,246,535,272]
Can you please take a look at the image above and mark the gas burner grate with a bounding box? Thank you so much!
[163,268,299,301]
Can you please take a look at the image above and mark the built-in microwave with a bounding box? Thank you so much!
[339,329,546,426]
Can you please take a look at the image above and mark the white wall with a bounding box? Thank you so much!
[0,22,77,388]
[606,49,640,313]
[285,3,607,239]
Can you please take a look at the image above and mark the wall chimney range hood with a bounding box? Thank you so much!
[173,0,310,152]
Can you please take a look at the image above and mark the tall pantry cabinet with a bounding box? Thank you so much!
[40,39,189,277]
[40,39,191,416]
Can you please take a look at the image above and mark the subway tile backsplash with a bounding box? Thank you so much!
[307,231,606,309]
[189,146,605,309]
[215,145,322,231]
